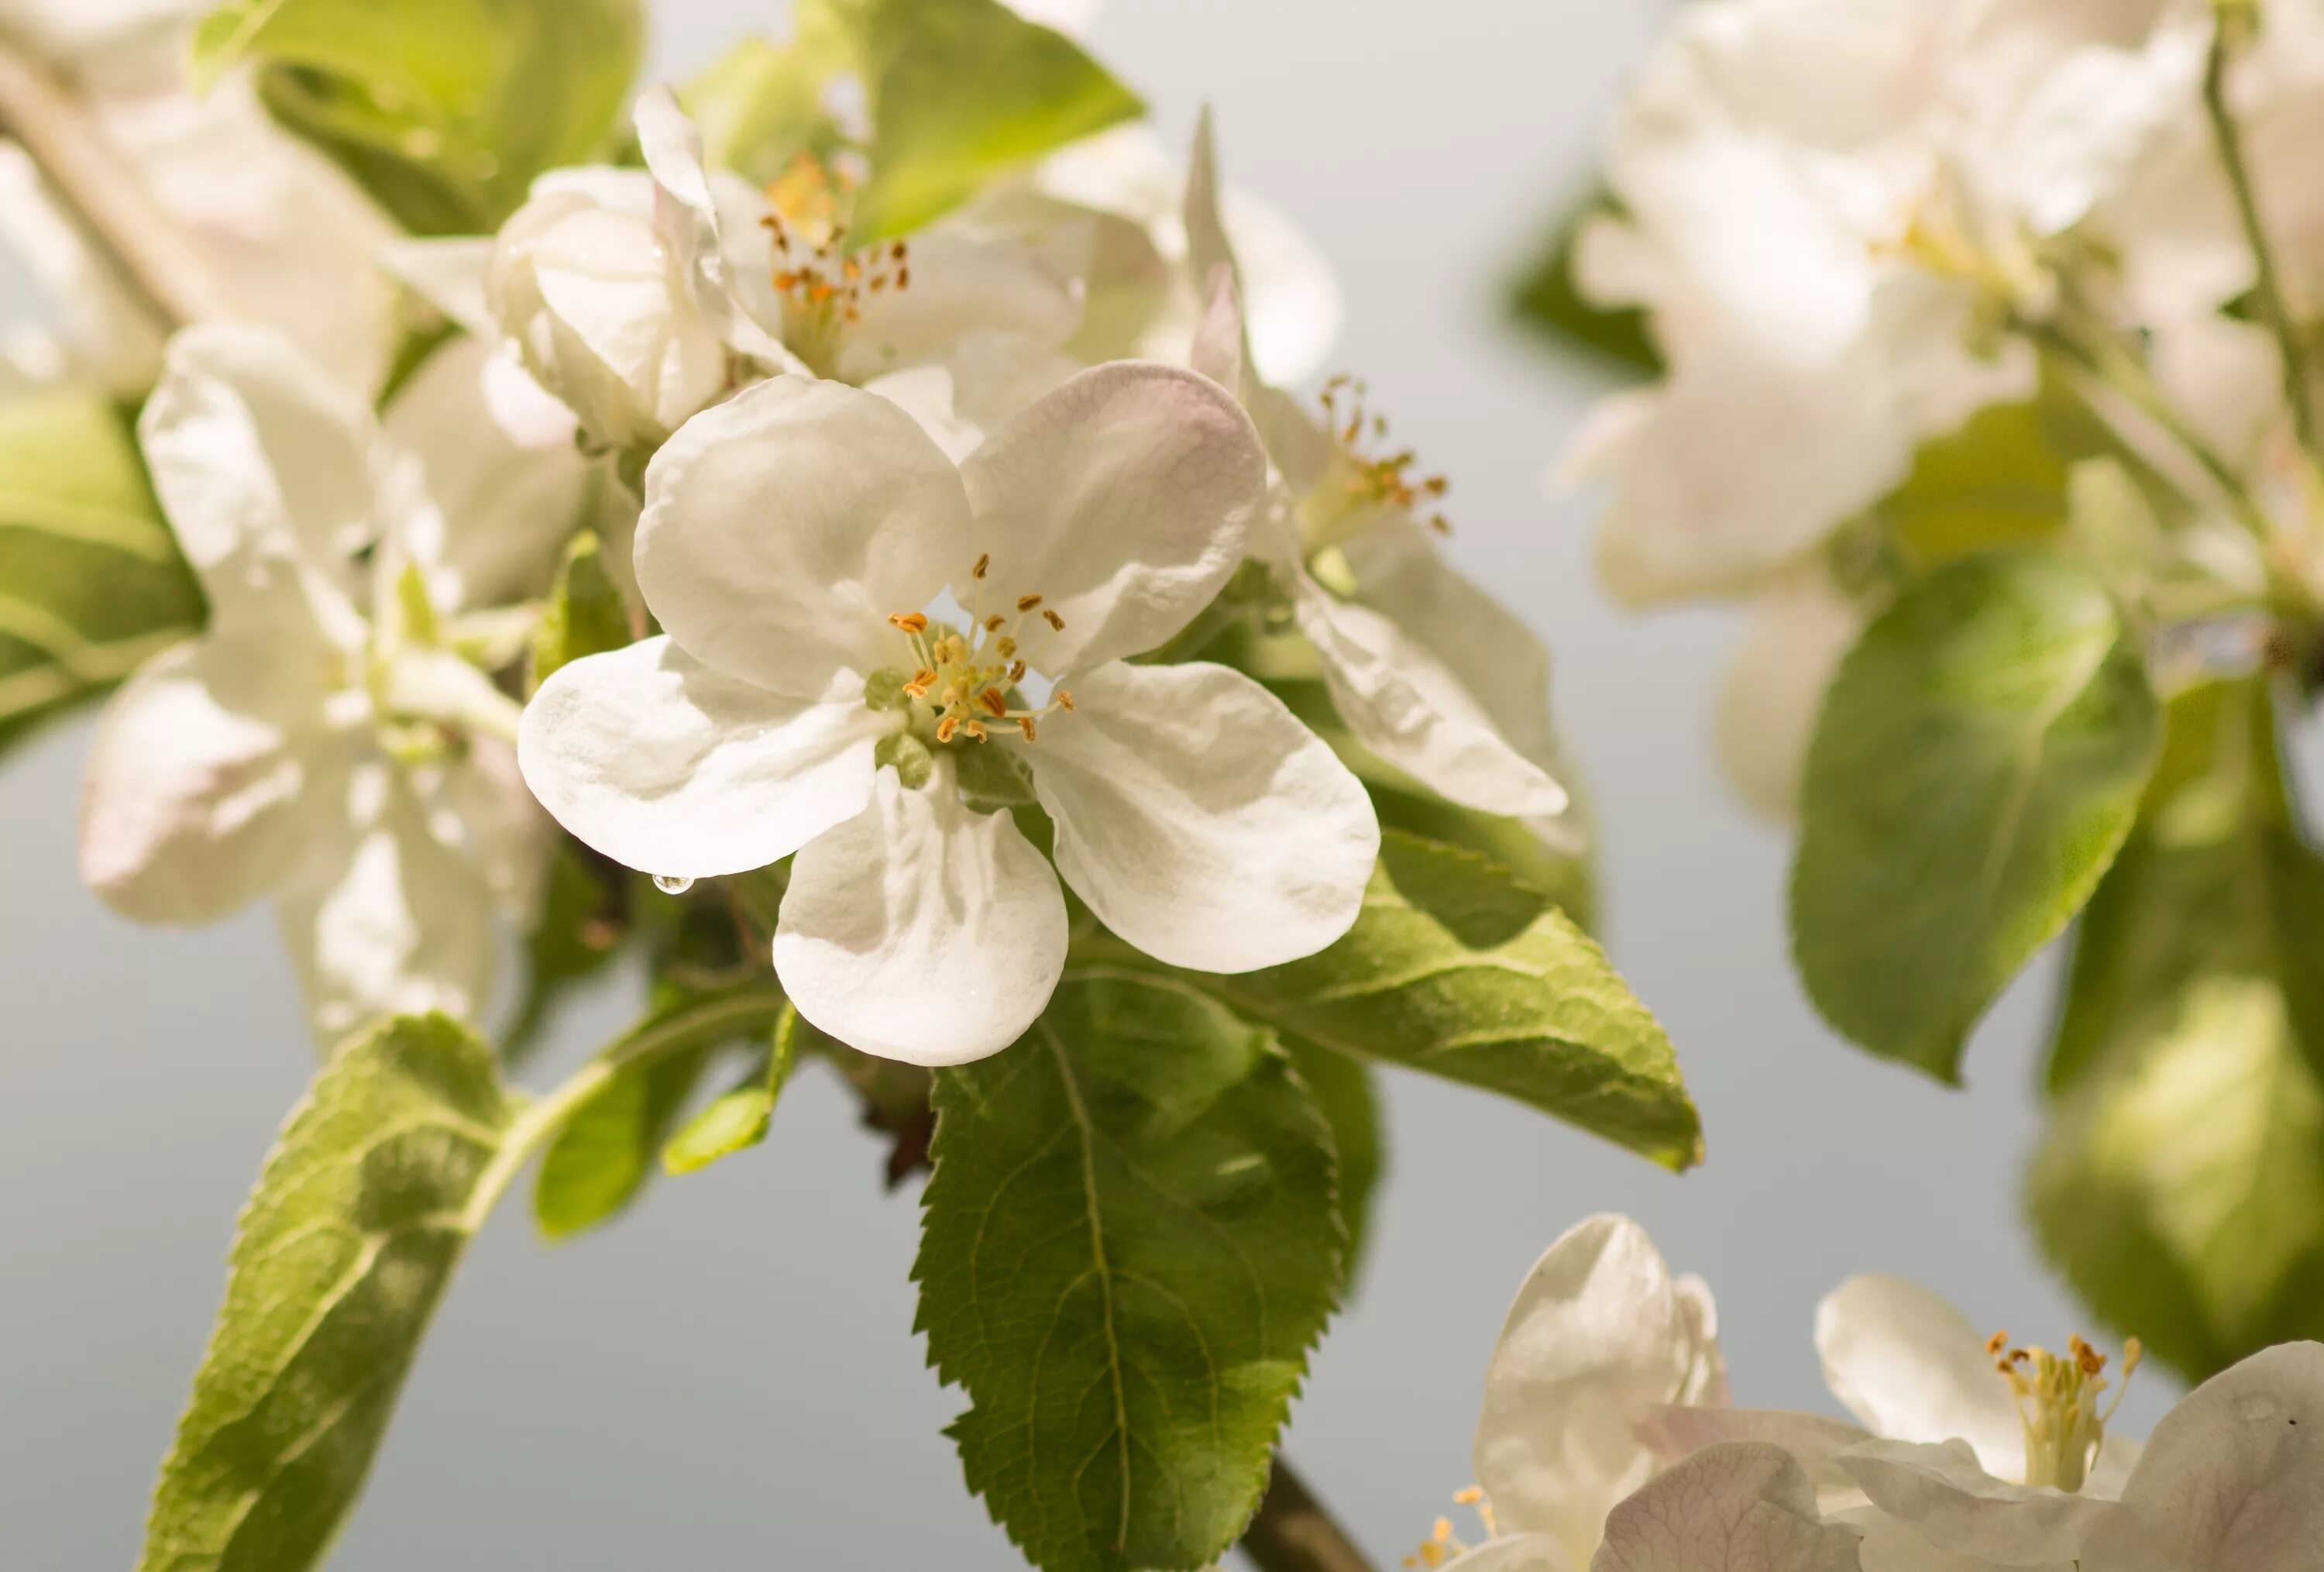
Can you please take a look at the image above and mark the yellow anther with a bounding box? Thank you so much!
[995,636,1017,659]
[972,553,990,580]
[937,716,960,743]
[1009,660,1026,683]
[1016,593,1043,613]
[1042,607,1065,631]
[984,614,1006,632]
[1452,1488,1483,1506]
[1018,715,1038,742]
[889,611,928,634]
[978,688,1008,717]
[964,720,988,741]
[1056,689,1074,710]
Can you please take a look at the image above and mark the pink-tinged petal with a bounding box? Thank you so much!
[1027,659,1377,974]
[1592,1443,1863,1572]
[1837,1439,2121,1566]
[959,362,1267,671]
[518,636,887,882]
[637,375,970,698]
[1445,1535,1576,1572]
[775,762,1066,1067]
[1636,1407,1872,1500]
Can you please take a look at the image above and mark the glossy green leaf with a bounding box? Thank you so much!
[527,530,634,695]
[1872,401,2074,569]
[0,390,201,758]
[662,1003,803,1175]
[1792,550,2161,1082]
[1282,1037,1384,1293]
[533,983,789,1238]
[1189,832,1697,1171]
[917,972,1341,1572]
[138,1015,514,1572]
[2032,682,2324,1380]
[834,0,1143,240]
[1507,187,1658,375]
[194,0,643,234]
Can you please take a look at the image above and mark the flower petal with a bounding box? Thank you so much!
[138,322,380,630]
[1838,1439,2121,1567]
[380,236,497,339]
[2091,1342,2324,1572]
[1028,659,1376,973]
[1444,1536,1576,1572]
[1635,1406,1872,1500]
[518,635,886,881]
[1715,566,1865,824]
[1473,1215,1725,1563]
[637,374,970,697]
[775,761,1067,1066]
[1593,1443,1863,1572]
[959,362,1266,671]
[79,635,344,925]
[1816,1276,2026,1477]
[1294,576,1567,818]
[837,229,1080,385]
[277,764,497,1051]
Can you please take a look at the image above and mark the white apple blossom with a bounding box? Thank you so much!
[518,363,1378,1068]
[1174,115,1572,827]
[1570,0,2212,606]
[1714,566,1867,823]
[0,0,399,398]
[77,325,578,1046]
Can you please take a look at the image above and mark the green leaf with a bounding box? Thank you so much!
[194,0,644,234]
[680,24,853,187]
[1792,549,2162,1082]
[916,972,1342,1572]
[1507,187,1658,375]
[834,0,1143,241]
[527,530,634,695]
[138,1015,514,1572]
[1872,401,2074,569]
[1189,831,1698,1171]
[1281,1037,1384,1293]
[0,390,201,758]
[533,983,788,1238]
[2032,681,2324,1380]
[662,1002,803,1175]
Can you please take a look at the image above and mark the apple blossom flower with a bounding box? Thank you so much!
[77,324,575,1046]
[1569,0,2212,606]
[518,363,1380,1067]
[1177,115,1569,825]
[0,0,401,400]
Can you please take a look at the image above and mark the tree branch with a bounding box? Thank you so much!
[0,40,223,331]
[1240,1455,1380,1572]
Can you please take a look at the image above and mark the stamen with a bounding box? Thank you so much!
[1056,689,1074,710]
[1017,715,1037,742]
[972,553,990,580]
[978,688,1008,717]
[937,716,960,743]
[889,611,928,634]
[1016,593,1043,613]
[984,614,1006,632]
[1042,608,1065,631]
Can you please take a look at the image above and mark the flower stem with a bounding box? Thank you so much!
[1239,1456,1380,1572]
[2202,14,2324,469]
[0,41,223,332]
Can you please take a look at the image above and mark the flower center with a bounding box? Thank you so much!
[1404,1487,1497,1569]
[758,153,910,380]
[877,555,1074,752]
[1294,374,1450,554]
[1987,1328,2140,1493]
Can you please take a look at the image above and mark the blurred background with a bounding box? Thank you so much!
[0,0,2218,1564]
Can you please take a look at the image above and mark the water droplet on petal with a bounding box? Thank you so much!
[654,874,695,895]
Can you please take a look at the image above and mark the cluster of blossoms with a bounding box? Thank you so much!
[1423,1216,2322,1571]
[43,13,1576,1064]
[1567,0,2324,817]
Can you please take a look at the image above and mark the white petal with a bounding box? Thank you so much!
[1028,660,1376,973]
[1838,1439,2121,1567]
[1294,575,1567,818]
[959,362,1267,671]
[1188,263,1245,394]
[1715,567,1865,824]
[775,762,1066,1067]
[836,229,1080,385]
[435,734,554,923]
[1816,1277,2027,1477]
[1473,1215,1723,1563]
[2092,1342,2324,1572]
[1444,1536,1576,1572]
[79,636,344,925]
[137,322,380,630]
[1592,1443,1863,1572]
[0,139,160,393]
[278,765,497,1051]
[1636,1407,1873,1498]
[637,374,971,697]
[380,336,592,610]
[518,636,887,881]
[380,237,497,339]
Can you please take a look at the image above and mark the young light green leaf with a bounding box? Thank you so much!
[681,20,853,186]
[1792,549,2161,1083]
[662,1003,803,1175]
[528,530,634,695]
[0,390,201,758]
[138,1015,514,1572]
[534,982,789,1238]
[917,972,1342,1572]
[1282,1037,1384,1294]
[1181,832,1696,1171]
[194,0,643,234]
[1507,186,1658,375]
[2029,679,2324,1382]
[832,0,1143,240]
[1871,400,2073,568]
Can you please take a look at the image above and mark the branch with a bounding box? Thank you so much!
[0,40,224,331]
[1240,1455,1381,1572]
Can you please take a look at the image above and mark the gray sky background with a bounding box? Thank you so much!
[2,2,2235,1566]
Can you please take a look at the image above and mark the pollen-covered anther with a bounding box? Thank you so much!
[1018,715,1038,743]
[937,715,960,743]
[1016,593,1043,613]
[1316,371,1456,533]
[978,688,1008,718]
[889,611,928,634]
[1042,608,1065,631]
[1056,689,1074,710]
[1990,1327,2140,1492]
[971,553,990,580]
